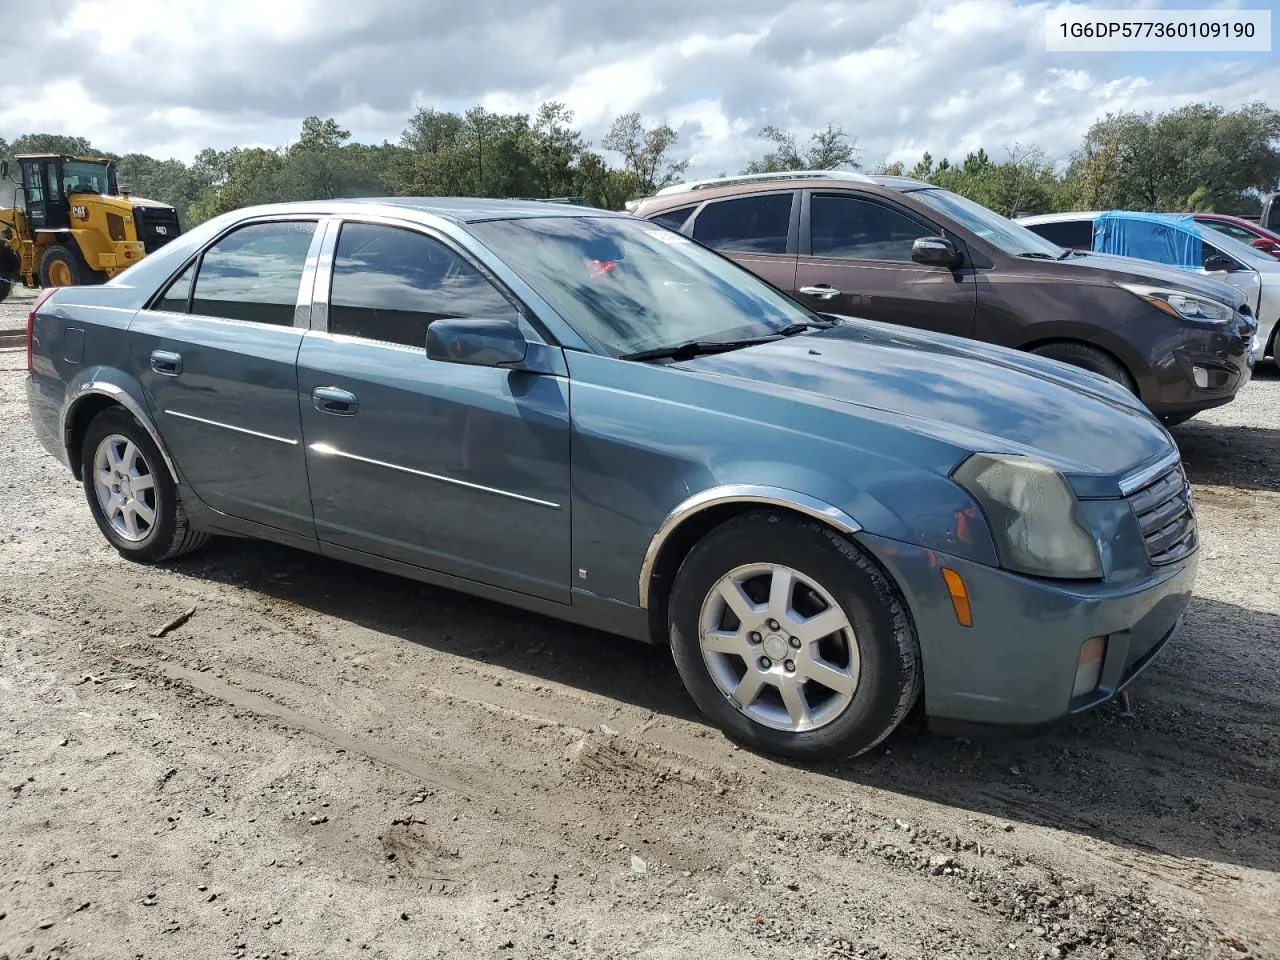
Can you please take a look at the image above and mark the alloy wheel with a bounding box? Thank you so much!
[698,562,860,733]
[92,433,157,542]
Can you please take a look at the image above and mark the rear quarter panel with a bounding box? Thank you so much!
[28,291,145,472]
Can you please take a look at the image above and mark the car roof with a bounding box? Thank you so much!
[633,172,935,213]
[1015,211,1104,224]
[216,196,628,224]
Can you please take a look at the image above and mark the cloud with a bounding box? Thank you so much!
[1,0,1275,178]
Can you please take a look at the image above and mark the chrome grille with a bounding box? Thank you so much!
[1125,460,1197,565]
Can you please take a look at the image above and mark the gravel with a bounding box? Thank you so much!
[0,346,1276,959]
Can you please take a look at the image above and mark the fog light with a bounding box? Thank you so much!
[1192,365,1209,388]
[1072,636,1107,697]
[941,567,972,628]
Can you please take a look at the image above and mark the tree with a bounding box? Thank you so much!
[806,123,859,170]
[1070,101,1280,212]
[8,133,95,157]
[530,101,586,198]
[907,152,935,181]
[742,123,859,174]
[602,113,687,194]
[741,125,803,173]
[871,160,905,176]
[573,151,637,210]
[283,116,356,200]
[114,153,207,224]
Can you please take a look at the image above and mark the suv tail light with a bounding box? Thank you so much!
[27,287,58,373]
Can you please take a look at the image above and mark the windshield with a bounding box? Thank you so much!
[911,187,1066,258]
[62,160,112,196]
[1203,225,1278,267]
[468,216,818,356]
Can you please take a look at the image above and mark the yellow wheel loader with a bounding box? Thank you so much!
[0,154,182,303]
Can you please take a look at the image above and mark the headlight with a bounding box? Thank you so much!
[953,454,1102,580]
[1117,282,1233,324]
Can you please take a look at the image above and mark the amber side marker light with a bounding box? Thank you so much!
[940,567,972,627]
[1073,636,1108,698]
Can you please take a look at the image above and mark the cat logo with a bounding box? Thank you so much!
[71,205,89,221]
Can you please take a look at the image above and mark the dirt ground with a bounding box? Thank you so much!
[1,342,1277,960]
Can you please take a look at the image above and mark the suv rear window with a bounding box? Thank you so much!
[1030,220,1095,250]
[692,193,793,254]
[648,206,696,232]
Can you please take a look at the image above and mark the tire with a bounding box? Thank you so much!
[80,407,209,562]
[39,243,104,287]
[1029,341,1136,394]
[0,276,10,305]
[668,510,921,762]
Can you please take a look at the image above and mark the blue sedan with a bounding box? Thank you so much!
[25,198,1198,760]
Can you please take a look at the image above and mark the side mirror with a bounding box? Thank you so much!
[426,317,528,368]
[1251,238,1273,251]
[911,236,961,268]
[1204,253,1237,273]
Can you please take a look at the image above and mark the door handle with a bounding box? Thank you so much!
[150,350,182,376]
[798,284,841,300]
[312,386,359,416]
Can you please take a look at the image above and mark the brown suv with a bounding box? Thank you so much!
[632,172,1257,423]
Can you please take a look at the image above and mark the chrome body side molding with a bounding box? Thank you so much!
[63,381,181,483]
[163,409,299,446]
[307,442,562,510]
[637,485,863,609]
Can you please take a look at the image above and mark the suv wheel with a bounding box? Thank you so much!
[668,510,921,761]
[1029,341,1135,393]
[81,408,209,562]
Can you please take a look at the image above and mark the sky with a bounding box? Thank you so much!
[1,0,1276,177]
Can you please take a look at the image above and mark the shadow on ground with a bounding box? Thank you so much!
[175,539,1280,878]
[1174,363,1280,494]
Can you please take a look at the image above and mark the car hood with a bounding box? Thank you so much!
[1037,250,1248,306]
[676,319,1175,498]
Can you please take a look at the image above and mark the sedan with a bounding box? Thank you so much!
[1193,213,1280,259]
[26,198,1199,760]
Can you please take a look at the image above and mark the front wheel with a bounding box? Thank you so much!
[668,511,921,762]
[39,243,104,287]
[80,407,209,562]
[1029,341,1136,394]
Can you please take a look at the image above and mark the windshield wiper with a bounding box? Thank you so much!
[620,337,778,363]
[1018,250,1076,261]
[776,318,838,336]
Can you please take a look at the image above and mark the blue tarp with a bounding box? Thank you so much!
[1092,210,1203,270]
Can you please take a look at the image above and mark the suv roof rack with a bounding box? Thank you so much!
[652,169,876,197]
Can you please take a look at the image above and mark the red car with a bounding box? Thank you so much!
[1192,213,1280,259]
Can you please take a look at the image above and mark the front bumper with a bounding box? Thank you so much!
[858,531,1197,730]
[94,240,146,274]
[1134,308,1256,417]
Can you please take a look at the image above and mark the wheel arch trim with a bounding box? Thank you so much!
[637,485,863,610]
[63,380,180,484]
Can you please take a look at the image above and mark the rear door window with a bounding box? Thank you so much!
[809,194,934,261]
[190,221,317,327]
[692,193,794,254]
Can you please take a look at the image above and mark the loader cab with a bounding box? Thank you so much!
[11,154,119,233]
